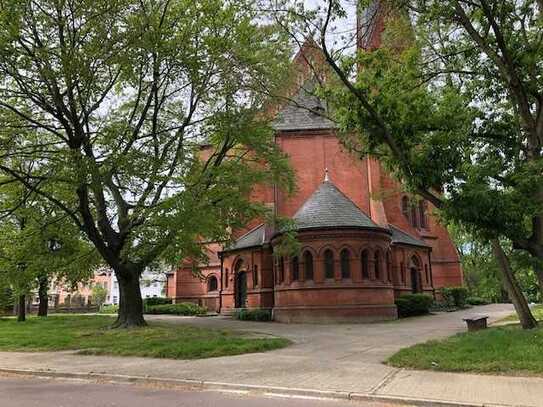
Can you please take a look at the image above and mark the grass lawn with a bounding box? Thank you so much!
[387,323,543,375]
[0,315,289,360]
[500,304,543,323]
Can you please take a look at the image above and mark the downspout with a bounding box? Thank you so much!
[427,249,435,300]
[219,252,224,314]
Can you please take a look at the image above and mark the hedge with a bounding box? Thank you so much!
[466,296,490,306]
[234,309,273,321]
[395,294,433,318]
[145,303,207,316]
[143,297,172,308]
[441,287,469,308]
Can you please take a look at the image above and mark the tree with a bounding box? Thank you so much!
[0,180,99,320]
[269,0,541,328]
[91,284,107,311]
[0,0,294,327]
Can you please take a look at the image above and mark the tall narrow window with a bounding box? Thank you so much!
[374,251,381,280]
[340,249,351,279]
[361,250,370,279]
[401,196,409,219]
[291,256,299,282]
[208,276,218,292]
[253,265,258,287]
[411,205,418,228]
[278,257,284,283]
[324,249,334,279]
[225,268,229,288]
[400,262,405,284]
[304,251,314,280]
[386,251,392,282]
[419,201,428,229]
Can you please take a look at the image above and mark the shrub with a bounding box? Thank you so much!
[441,287,469,308]
[99,304,119,314]
[143,297,172,307]
[395,294,433,318]
[145,303,207,316]
[466,296,490,306]
[234,309,273,321]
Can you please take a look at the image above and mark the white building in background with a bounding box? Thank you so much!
[97,269,167,305]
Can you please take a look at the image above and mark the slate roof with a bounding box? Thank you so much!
[272,80,336,131]
[292,180,382,231]
[226,224,270,251]
[390,225,430,248]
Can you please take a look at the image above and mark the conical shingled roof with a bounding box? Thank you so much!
[293,180,382,231]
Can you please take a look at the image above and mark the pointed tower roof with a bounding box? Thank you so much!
[293,178,383,231]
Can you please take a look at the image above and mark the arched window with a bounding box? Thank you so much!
[291,256,299,281]
[401,196,410,219]
[419,201,428,229]
[253,265,258,287]
[208,276,218,292]
[224,268,229,288]
[278,257,284,283]
[374,251,381,280]
[400,262,405,283]
[304,251,314,280]
[411,204,418,228]
[361,249,370,279]
[386,251,392,282]
[324,249,334,279]
[340,249,351,279]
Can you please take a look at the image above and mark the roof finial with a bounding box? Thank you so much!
[324,168,330,182]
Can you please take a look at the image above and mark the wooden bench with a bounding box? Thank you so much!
[463,315,489,332]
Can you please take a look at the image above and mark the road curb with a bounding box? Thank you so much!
[0,367,511,407]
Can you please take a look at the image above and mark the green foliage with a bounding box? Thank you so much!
[145,303,207,316]
[143,297,172,308]
[441,287,469,309]
[0,315,290,359]
[450,226,541,303]
[234,308,272,321]
[388,324,543,375]
[395,294,433,318]
[0,0,295,323]
[91,285,108,309]
[98,305,119,315]
[466,297,490,306]
[0,286,14,313]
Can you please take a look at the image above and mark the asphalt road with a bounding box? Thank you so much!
[0,375,402,407]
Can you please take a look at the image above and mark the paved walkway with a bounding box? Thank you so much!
[1,304,541,406]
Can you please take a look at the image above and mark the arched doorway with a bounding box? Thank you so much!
[234,260,247,308]
[409,256,422,294]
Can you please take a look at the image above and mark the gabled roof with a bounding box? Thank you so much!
[293,180,382,231]
[272,79,336,131]
[225,224,270,252]
[390,225,430,248]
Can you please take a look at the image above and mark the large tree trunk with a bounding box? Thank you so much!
[17,295,26,322]
[37,275,49,317]
[533,257,543,303]
[112,269,146,328]
[491,239,537,329]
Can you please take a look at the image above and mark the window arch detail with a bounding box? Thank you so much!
[324,249,335,279]
[361,249,370,279]
[340,249,351,279]
[208,276,218,292]
[291,256,300,282]
[304,251,314,281]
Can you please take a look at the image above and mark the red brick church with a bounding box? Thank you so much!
[166,3,463,322]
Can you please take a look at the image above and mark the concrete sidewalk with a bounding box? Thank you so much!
[1,304,540,407]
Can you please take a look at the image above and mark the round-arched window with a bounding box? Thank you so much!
[324,249,334,279]
[340,249,351,279]
[208,276,218,292]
